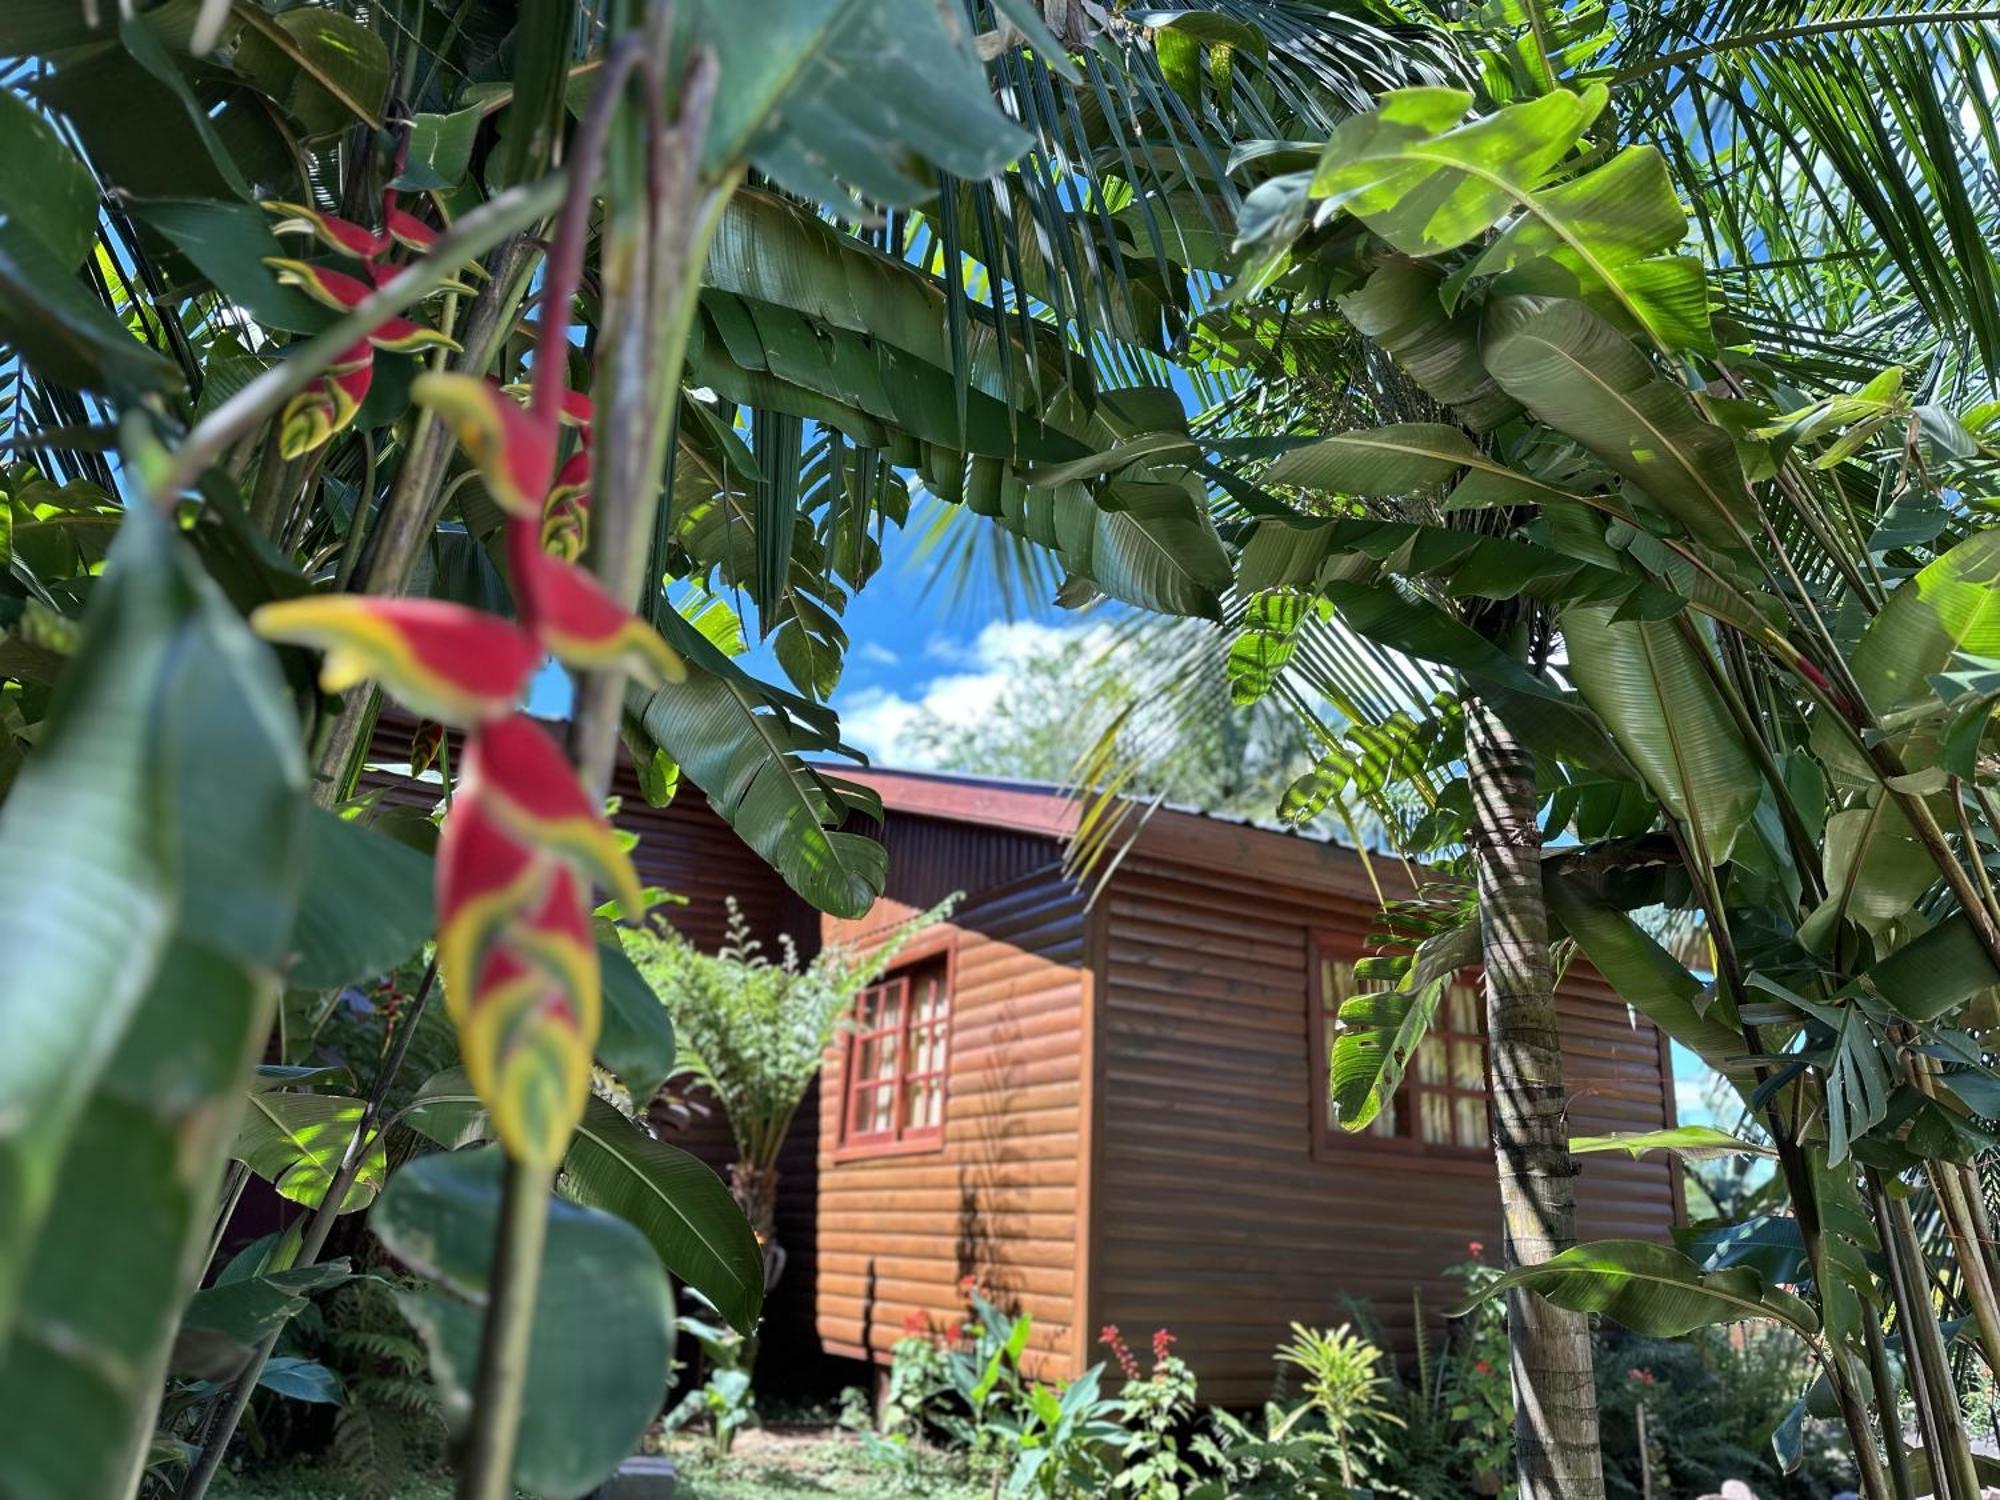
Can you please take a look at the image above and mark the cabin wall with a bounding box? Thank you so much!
[1089,855,1678,1407]
[814,844,1088,1380]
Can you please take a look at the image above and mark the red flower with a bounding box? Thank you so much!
[505,521,685,689]
[278,339,375,459]
[1628,1367,1656,1387]
[467,715,644,918]
[264,259,460,352]
[1474,1359,1492,1376]
[1467,1240,1484,1258]
[1151,1328,1176,1366]
[901,1309,928,1336]
[413,373,556,519]
[262,199,389,260]
[250,595,539,727]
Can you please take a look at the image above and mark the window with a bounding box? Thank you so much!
[837,950,952,1155]
[1310,935,1489,1158]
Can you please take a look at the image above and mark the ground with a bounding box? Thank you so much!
[205,1430,982,1500]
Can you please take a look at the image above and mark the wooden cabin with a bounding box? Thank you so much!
[366,731,1681,1406]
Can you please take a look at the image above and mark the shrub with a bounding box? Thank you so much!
[1594,1326,1854,1499]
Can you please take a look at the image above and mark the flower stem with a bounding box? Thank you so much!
[457,1156,554,1500]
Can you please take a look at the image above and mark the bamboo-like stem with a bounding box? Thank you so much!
[1862,1304,1918,1500]
[1659,816,1890,1496]
[1873,1170,1984,1500]
[456,1157,554,1500]
[569,37,726,799]
[1928,1160,2000,1375]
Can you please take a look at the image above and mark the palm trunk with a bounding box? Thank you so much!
[1465,692,1606,1500]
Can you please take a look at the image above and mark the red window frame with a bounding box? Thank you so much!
[835,945,954,1160]
[1308,931,1491,1167]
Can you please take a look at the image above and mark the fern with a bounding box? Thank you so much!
[332,1404,409,1500]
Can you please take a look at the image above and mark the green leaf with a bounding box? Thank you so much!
[1263,423,1546,503]
[373,1146,674,1499]
[232,1092,387,1213]
[1469,145,1711,354]
[632,641,885,920]
[0,87,98,269]
[1327,578,1628,776]
[596,936,678,1105]
[391,106,484,192]
[1086,480,1232,620]
[0,515,306,1497]
[1482,298,1752,551]
[1866,913,2000,1021]
[0,508,304,1336]
[1801,795,1933,948]
[1454,1239,1820,1339]
[289,808,436,990]
[1330,920,1478,1131]
[1560,603,1759,864]
[130,198,334,335]
[0,226,182,398]
[402,1080,763,1339]
[1545,875,1749,1087]
[683,0,1029,207]
[258,1355,342,1404]
[1851,528,2000,724]
[1335,260,1520,432]
[232,5,389,139]
[1569,1126,1774,1161]
[182,1263,351,1350]
[1310,85,1607,257]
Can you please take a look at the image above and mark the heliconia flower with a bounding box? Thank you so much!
[465,714,645,918]
[412,372,556,518]
[541,449,591,561]
[506,522,687,691]
[278,340,375,459]
[261,199,388,260]
[458,938,595,1169]
[264,259,463,352]
[384,201,440,254]
[434,782,548,1030]
[499,383,595,439]
[250,595,540,726]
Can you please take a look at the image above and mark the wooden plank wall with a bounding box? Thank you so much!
[1089,854,1678,1406]
[814,861,1088,1380]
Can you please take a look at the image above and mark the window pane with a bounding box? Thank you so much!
[1452,1040,1483,1090]
[1454,1096,1486,1150]
[1449,981,1479,1034]
[1419,1091,1451,1144]
[908,1078,941,1130]
[1369,1100,1398,1138]
[1324,959,1353,1007]
[1416,1035,1445,1085]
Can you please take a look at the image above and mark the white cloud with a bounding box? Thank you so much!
[835,619,1099,767]
[853,641,900,667]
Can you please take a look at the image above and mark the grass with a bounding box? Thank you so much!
[201,1431,980,1500]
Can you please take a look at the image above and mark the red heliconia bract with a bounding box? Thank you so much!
[262,199,390,260]
[250,595,541,727]
[464,714,645,918]
[412,373,558,519]
[505,521,686,690]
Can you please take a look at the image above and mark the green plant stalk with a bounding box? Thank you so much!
[1872,1169,1983,1500]
[180,961,440,1500]
[1926,1159,2000,1376]
[570,45,728,800]
[1659,815,1891,1497]
[1862,1304,1917,1500]
[456,1157,554,1500]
